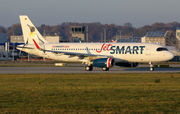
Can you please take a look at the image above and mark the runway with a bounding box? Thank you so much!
[0,66,180,74]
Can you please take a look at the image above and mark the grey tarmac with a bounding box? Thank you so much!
[0,66,179,74]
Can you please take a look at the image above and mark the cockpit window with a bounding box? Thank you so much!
[156,47,168,51]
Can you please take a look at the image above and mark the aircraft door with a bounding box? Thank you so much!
[145,44,151,55]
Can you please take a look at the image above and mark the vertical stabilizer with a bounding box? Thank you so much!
[19,15,48,48]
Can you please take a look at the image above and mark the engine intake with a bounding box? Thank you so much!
[93,58,115,68]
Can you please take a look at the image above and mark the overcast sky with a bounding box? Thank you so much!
[0,0,180,28]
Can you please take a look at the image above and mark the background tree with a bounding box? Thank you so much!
[11,23,22,35]
[0,25,6,33]
[43,25,51,36]
[6,23,22,37]
[4,21,180,42]
[123,22,133,28]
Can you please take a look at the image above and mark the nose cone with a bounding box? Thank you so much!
[166,52,174,60]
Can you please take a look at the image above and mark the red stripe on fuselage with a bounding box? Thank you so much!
[32,39,40,49]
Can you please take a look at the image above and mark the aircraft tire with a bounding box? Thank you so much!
[102,67,109,71]
[85,66,93,71]
[150,67,154,71]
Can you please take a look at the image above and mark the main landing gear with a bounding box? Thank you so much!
[85,66,93,71]
[149,62,154,71]
[85,66,109,71]
[102,67,109,71]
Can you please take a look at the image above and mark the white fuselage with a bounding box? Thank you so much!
[18,42,174,63]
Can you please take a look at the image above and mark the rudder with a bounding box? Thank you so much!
[19,15,48,49]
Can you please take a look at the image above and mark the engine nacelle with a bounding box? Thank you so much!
[115,62,139,67]
[93,58,115,68]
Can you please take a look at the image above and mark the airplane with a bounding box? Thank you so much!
[17,15,174,71]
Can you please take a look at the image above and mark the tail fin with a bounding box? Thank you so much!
[19,15,48,48]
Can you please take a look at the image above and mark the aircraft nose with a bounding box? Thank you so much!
[167,52,174,60]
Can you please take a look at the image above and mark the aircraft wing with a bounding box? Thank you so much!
[10,45,34,49]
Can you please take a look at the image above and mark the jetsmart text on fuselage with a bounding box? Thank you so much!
[95,43,146,54]
[110,45,145,54]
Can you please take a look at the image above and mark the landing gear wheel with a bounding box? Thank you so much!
[85,66,93,71]
[149,62,154,71]
[150,67,154,71]
[102,67,109,71]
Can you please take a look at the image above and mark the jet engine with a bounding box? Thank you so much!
[115,62,139,67]
[93,58,115,68]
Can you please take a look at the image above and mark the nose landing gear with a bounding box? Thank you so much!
[149,62,154,71]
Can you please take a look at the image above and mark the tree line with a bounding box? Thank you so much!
[0,21,179,42]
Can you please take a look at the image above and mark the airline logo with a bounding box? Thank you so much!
[96,43,145,54]
[96,43,112,53]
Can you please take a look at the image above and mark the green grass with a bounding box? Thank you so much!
[0,73,180,113]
